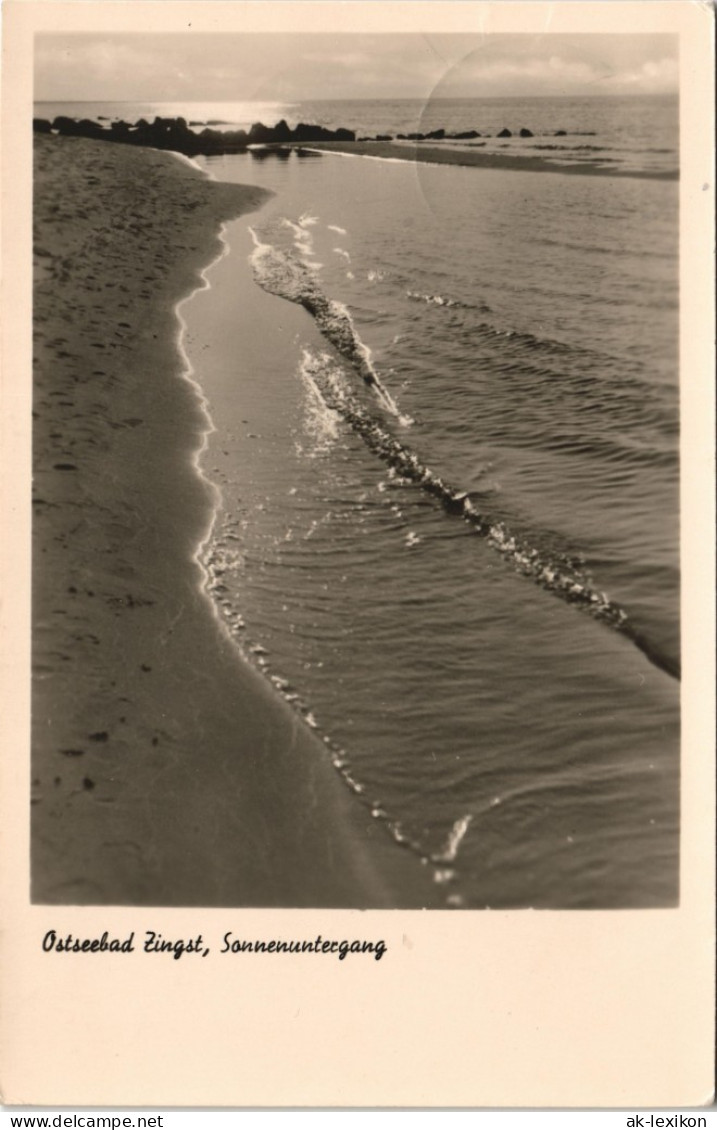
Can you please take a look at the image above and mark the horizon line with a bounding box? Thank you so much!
[34,91,679,103]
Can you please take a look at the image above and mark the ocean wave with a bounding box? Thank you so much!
[406,289,491,313]
[298,348,342,454]
[297,349,637,631]
[248,227,406,420]
[280,216,315,259]
[459,319,666,387]
[433,814,473,864]
[454,318,677,422]
[531,233,673,261]
[407,290,459,308]
[295,348,679,678]
[532,144,609,152]
[200,512,450,889]
[245,236,675,676]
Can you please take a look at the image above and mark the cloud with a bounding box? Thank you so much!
[34,32,678,102]
[436,37,678,97]
[301,50,373,70]
[473,54,604,84]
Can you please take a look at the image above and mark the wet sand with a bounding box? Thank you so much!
[32,133,437,907]
[302,140,678,180]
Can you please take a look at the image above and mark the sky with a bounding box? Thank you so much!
[35,32,678,103]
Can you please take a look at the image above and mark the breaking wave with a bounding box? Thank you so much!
[248,228,407,421]
[243,226,678,680]
[407,289,491,313]
[293,348,678,679]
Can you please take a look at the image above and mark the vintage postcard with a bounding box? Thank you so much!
[1,0,714,1109]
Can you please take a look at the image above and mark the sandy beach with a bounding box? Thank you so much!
[32,133,437,907]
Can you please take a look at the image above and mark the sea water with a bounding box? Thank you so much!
[35,94,678,177]
[40,97,680,907]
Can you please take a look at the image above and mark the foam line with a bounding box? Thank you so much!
[169,150,212,178]
[248,229,407,422]
[296,349,678,679]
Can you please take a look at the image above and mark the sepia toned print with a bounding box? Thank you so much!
[1,1,713,1109]
[32,31,679,910]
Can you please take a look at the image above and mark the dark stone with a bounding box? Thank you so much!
[77,119,106,137]
[443,491,468,515]
[519,128,534,137]
[273,118,293,142]
[125,115,197,152]
[450,130,480,140]
[293,122,343,142]
[33,118,52,133]
[52,116,85,135]
[251,145,290,160]
[42,112,355,158]
[218,129,249,151]
[497,128,512,138]
[248,121,276,144]
[292,122,316,142]
[425,129,445,140]
[555,130,567,136]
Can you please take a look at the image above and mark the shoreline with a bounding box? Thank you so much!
[175,222,232,610]
[32,134,436,907]
[302,140,678,180]
[34,111,678,182]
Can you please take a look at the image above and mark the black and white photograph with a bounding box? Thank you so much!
[1,0,714,1111]
[30,26,682,910]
